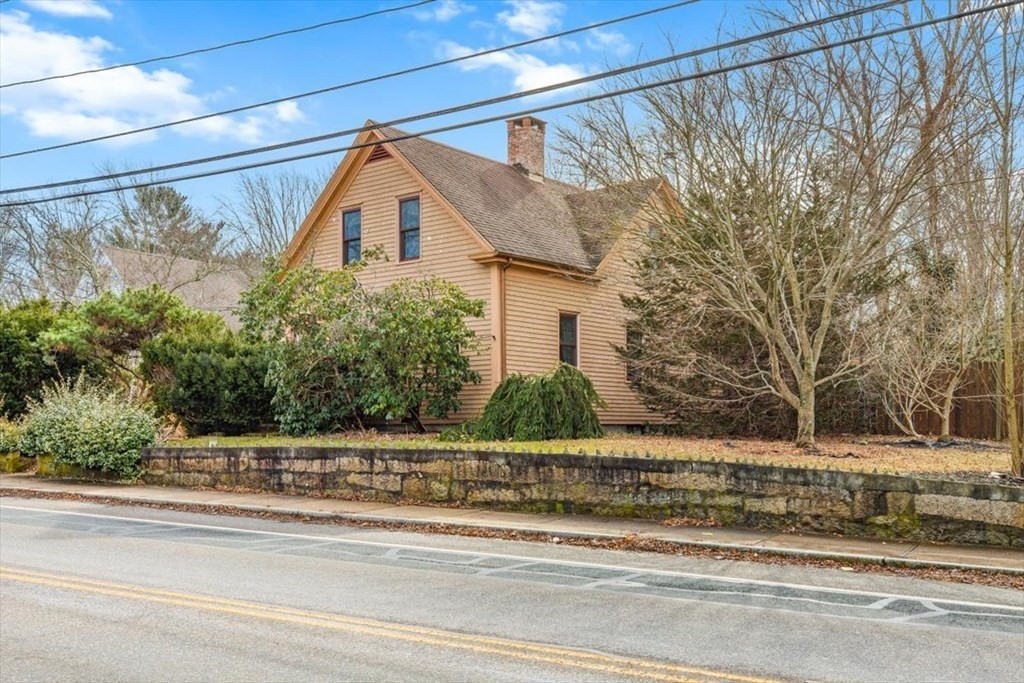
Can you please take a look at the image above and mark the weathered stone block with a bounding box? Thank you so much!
[335,457,372,473]
[886,491,915,516]
[744,496,788,516]
[851,491,887,520]
[915,494,1024,529]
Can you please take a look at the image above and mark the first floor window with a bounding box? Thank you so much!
[559,313,578,366]
[343,209,361,265]
[399,197,420,261]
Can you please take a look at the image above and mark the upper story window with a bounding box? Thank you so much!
[559,313,578,367]
[342,209,361,266]
[399,197,420,261]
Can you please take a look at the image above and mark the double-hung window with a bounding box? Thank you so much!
[342,209,361,266]
[399,197,420,261]
[559,313,578,367]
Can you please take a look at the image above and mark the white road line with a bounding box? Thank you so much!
[2,501,1022,613]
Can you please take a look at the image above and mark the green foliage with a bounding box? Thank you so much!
[142,332,273,436]
[437,421,475,442]
[43,285,220,382]
[475,364,605,441]
[18,376,157,478]
[0,419,19,454]
[0,298,97,418]
[240,262,483,435]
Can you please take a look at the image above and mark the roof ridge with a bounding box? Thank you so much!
[369,120,582,191]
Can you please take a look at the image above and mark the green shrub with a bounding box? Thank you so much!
[0,298,97,418]
[18,377,157,478]
[43,285,223,387]
[0,419,19,454]
[142,333,273,436]
[475,364,605,441]
[437,421,475,442]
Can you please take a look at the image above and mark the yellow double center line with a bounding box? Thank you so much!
[1,565,776,683]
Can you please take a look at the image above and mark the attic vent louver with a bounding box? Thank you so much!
[366,145,392,163]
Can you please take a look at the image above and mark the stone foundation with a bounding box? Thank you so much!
[140,447,1024,547]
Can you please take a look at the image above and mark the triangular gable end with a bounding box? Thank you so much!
[592,177,677,278]
[283,125,496,267]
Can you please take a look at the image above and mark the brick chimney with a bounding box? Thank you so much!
[506,116,545,180]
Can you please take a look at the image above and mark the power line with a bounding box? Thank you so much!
[0,1,702,160]
[0,0,437,89]
[0,0,903,194]
[2,0,1014,209]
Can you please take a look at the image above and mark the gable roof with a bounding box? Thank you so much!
[373,122,660,272]
[99,245,251,328]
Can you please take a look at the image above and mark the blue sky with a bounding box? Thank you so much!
[0,0,750,212]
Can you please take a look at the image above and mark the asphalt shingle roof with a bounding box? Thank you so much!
[375,123,658,271]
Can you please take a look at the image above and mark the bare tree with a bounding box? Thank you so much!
[0,193,109,303]
[217,169,326,272]
[557,2,979,448]
[968,6,1024,475]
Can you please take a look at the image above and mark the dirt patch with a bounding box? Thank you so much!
[3,488,1020,591]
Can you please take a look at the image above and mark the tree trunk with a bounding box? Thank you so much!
[938,383,956,443]
[795,382,816,449]
[1003,271,1022,476]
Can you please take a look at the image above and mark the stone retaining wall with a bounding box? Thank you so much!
[141,447,1024,547]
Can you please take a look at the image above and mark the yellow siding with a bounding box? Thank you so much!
[304,155,493,422]
[504,242,660,425]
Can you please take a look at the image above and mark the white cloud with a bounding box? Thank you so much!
[23,0,112,20]
[20,110,157,145]
[414,0,473,22]
[175,114,268,145]
[440,40,585,94]
[585,29,632,57]
[497,0,564,38]
[273,100,304,123]
[0,11,299,146]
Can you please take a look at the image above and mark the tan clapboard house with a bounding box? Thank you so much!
[283,117,670,426]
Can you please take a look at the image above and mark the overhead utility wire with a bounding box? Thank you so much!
[0,0,437,89]
[0,0,900,194]
[0,1,701,159]
[2,0,1010,209]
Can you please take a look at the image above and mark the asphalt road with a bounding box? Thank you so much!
[1,499,1022,683]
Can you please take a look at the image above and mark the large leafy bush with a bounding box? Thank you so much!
[0,298,96,418]
[475,364,605,441]
[18,377,157,478]
[241,262,483,435]
[142,332,274,436]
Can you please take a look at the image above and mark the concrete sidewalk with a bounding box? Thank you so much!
[2,473,1022,573]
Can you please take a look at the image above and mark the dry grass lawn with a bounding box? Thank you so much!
[166,432,1013,477]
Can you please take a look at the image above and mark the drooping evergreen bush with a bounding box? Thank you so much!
[141,333,274,436]
[474,364,605,441]
[18,376,157,478]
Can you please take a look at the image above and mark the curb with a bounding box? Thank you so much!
[3,484,1022,576]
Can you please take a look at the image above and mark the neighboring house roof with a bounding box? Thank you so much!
[374,122,661,271]
[99,245,250,328]
[287,121,664,273]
